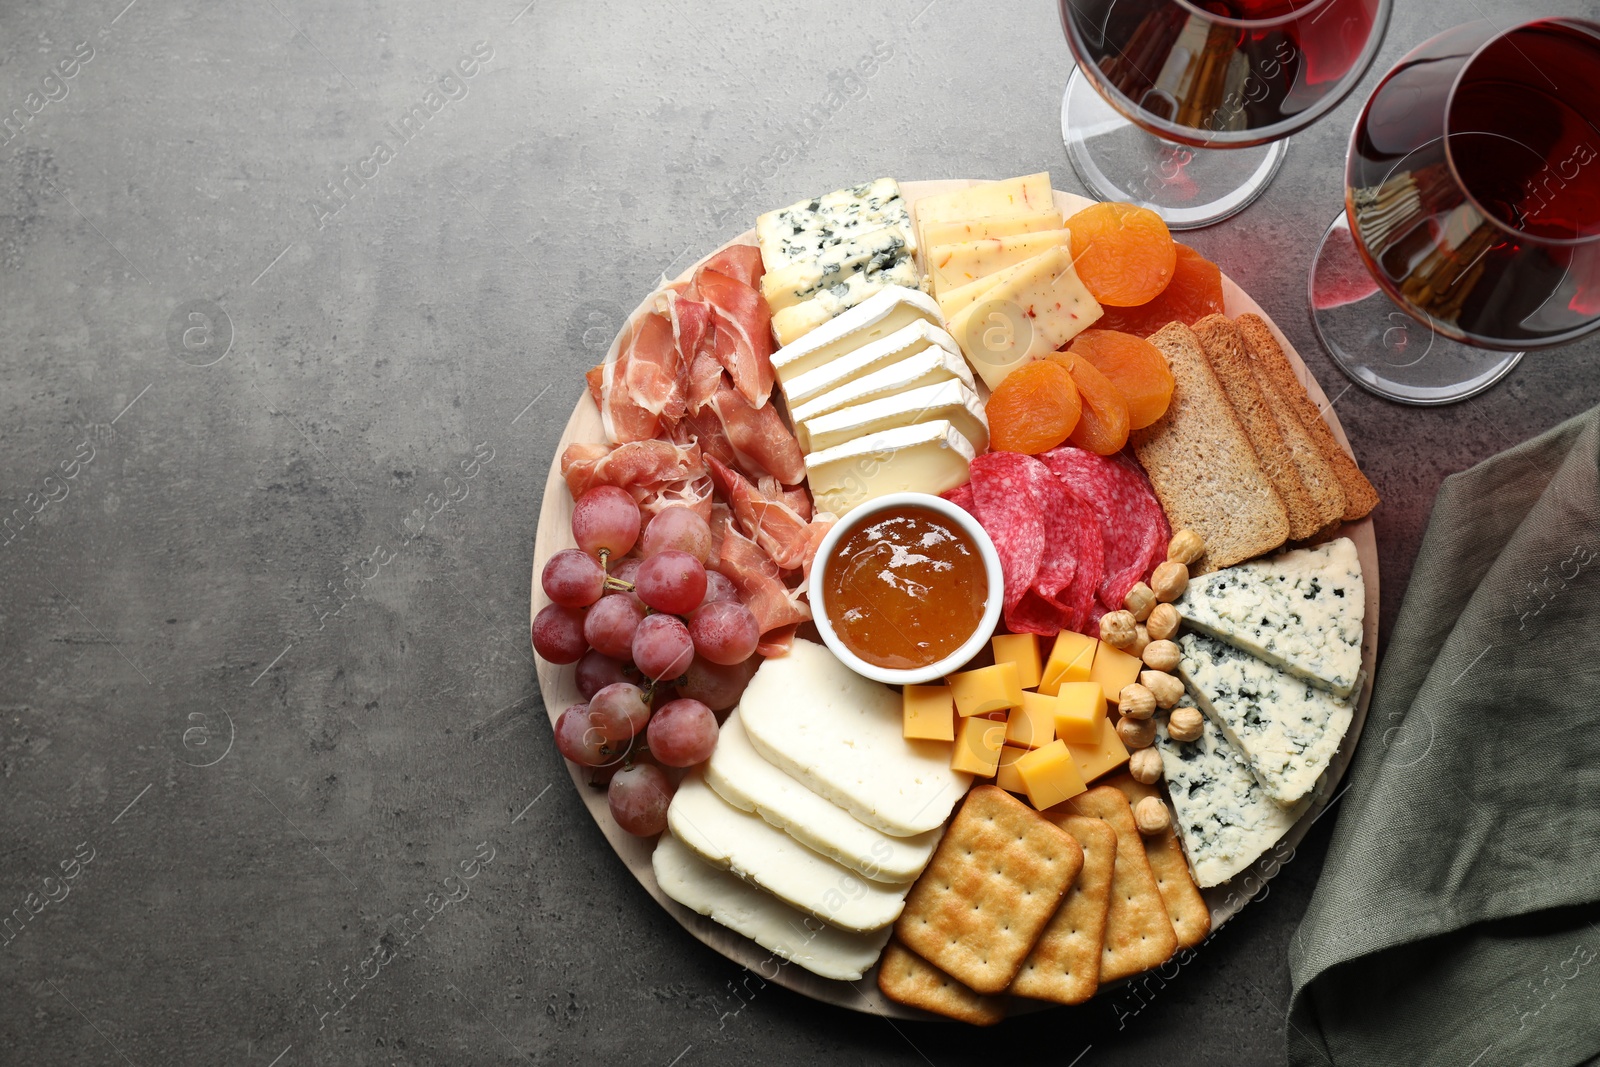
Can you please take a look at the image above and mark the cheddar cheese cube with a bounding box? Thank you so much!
[1064,717,1130,784]
[1016,740,1088,810]
[902,684,956,742]
[991,634,1042,690]
[1004,691,1057,750]
[1038,631,1097,697]
[948,661,1023,717]
[951,716,1006,776]
[1053,681,1106,745]
[1089,641,1143,707]
[995,745,1030,794]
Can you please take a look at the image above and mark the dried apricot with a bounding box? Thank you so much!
[1048,350,1130,456]
[1068,330,1175,430]
[986,359,1082,455]
[1096,245,1225,336]
[1066,202,1178,307]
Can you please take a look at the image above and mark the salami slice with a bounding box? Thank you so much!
[943,481,977,516]
[1041,446,1169,614]
[968,453,1046,628]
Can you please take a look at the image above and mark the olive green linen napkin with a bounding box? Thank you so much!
[1288,407,1600,1067]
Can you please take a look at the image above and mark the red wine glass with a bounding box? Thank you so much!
[1060,0,1391,229]
[1311,18,1600,404]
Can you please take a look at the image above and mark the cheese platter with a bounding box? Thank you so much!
[530,177,1379,1021]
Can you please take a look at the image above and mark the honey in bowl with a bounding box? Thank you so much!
[821,504,990,672]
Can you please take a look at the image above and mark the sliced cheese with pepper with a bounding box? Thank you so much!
[945,246,1103,390]
[922,208,1064,249]
[926,229,1071,294]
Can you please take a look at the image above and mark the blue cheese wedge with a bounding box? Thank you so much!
[760,225,912,312]
[1176,537,1365,699]
[756,177,916,274]
[739,639,972,835]
[706,711,941,884]
[1177,632,1354,806]
[771,256,924,346]
[1155,697,1309,887]
[652,831,892,981]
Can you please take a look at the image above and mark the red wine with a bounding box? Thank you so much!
[1346,19,1600,347]
[1062,0,1385,147]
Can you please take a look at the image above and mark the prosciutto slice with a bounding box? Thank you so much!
[694,268,775,409]
[708,456,832,573]
[699,245,764,290]
[708,381,805,486]
[713,519,812,640]
[560,439,712,522]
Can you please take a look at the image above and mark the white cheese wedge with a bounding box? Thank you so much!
[771,258,926,347]
[922,208,1064,248]
[652,831,892,982]
[771,285,942,383]
[1155,697,1309,887]
[798,377,988,455]
[912,172,1054,228]
[756,177,915,274]
[739,639,973,836]
[1177,537,1366,699]
[668,773,912,932]
[805,420,977,517]
[707,711,943,884]
[944,245,1103,390]
[1177,632,1355,806]
[760,225,913,312]
[781,320,959,409]
[926,228,1071,294]
[789,346,975,426]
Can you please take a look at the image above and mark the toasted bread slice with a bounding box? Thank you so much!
[1234,314,1379,522]
[1134,323,1289,570]
[1193,315,1334,541]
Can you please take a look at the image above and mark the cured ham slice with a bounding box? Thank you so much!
[695,268,775,409]
[684,348,723,414]
[708,456,832,573]
[759,477,813,523]
[713,519,812,639]
[669,403,739,471]
[708,381,805,486]
[561,439,712,522]
[699,245,764,290]
[756,623,798,659]
[585,359,659,444]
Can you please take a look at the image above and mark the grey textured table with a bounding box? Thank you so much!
[3,2,1595,1064]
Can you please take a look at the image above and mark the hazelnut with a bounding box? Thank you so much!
[1129,623,1151,660]
[1167,529,1205,566]
[1123,582,1156,622]
[1146,603,1181,642]
[1134,795,1172,836]
[1099,610,1138,649]
[1142,639,1181,673]
[1116,715,1157,749]
[1141,670,1185,708]
[1167,706,1205,742]
[1151,561,1189,603]
[1128,747,1163,785]
[1118,683,1156,720]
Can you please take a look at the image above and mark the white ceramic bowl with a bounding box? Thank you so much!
[807,491,1004,686]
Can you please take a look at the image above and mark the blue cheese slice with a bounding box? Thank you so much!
[652,831,892,982]
[771,256,924,346]
[760,225,912,312]
[1177,632,1354,806]
[1155,697,1309,887]
[756,177,916,273]
[1176,537,1365,699]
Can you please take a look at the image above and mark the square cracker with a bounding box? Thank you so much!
[1010,815,1115,1005]
[1106,774,1212,950]
[896,785,1084,994]
[1066,786,1177,982]
[877,941,1008,1026]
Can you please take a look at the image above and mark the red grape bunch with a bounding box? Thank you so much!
[530,489,762,836]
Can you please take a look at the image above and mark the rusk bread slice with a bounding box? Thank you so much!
[1234,313,1379,522]
[1134,323,1289,570]
[1193,315,1335,541]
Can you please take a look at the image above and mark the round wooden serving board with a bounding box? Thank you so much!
[530,182,1379,1019]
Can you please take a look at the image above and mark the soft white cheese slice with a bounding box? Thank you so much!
[798,377,989,455]
[707,711,942,884]
[652,831,892,982]
[1177,632,1354,806]
[804,420,977,518]
[789,346,975,426]
[667,773,911,932]
[781,319,958,409]
[1177,537,1365,699]
[1155,696,1309,887]
[769,286,939,373]
[738,639,972,836]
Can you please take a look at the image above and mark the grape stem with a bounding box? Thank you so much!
[603,576,635,592]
